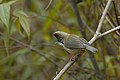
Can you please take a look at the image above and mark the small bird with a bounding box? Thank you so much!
[53,31,98,54]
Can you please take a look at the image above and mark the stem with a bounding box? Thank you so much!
[53,0,113,80]
[0,32,60,67]
[98,26,120,38]
[89,0,112,44]
[70,0,87,39]
[53,61,75,80]
[53,52,85,80]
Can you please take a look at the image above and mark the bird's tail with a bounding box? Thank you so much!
[84,44,98,53]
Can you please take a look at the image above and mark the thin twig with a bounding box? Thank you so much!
[100,0,120,36]
[53,52,85,80]
[100,38,107,80]
[112,1,120,25]
[82,20,95,35]
[69,0,87,39]
[45,0,53,10]
[53,60,75,80]
[98,26,120,38]
[88,1,112,79]
[0,32,79,80]
[70,0,102,79]
[53,0,112,80]
[0,32,60,68]
[106,16,120,36]
[89,0,112,44]
[88,53,103,80]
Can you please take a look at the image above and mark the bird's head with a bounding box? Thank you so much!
[53,31,68,44]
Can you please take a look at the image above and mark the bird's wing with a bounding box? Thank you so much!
[64,34,85,49]
[79,38,90,45]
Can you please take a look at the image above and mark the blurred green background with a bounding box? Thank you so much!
[0,0,120,80]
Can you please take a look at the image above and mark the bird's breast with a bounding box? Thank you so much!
[58,42,83,54]
[63,46,79,54]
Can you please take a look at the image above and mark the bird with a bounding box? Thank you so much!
[53,31,98,54]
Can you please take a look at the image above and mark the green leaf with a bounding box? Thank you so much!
[0,1,17,54]
[13,10,30,39]
[15,19,25,36]
[7,0,18,5]
[0,2,10,54]
[0,3,10,28]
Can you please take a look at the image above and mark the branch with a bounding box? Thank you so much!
[69,0,87,39]
[112,1,120,25]
[53,60,75,80]
[0,32,60,68]
[70,1,102,78]
[98,26,120,38]
[45,0,53,10]
[89,0,112,44]
[100,0,120,36]
[53,0,112,80]
[53,52,85,80]
[106,16,120,36]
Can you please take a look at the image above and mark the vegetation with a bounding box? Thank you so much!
[0,0,120,80]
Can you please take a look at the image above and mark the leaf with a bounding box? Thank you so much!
[0,1,17,54]
[0,3,10,28]
[0,2,10,54]
[15,19,25,36]
[13,10,30,39]
[7,0,18,5]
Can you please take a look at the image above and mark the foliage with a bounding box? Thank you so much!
[0,0,120,80]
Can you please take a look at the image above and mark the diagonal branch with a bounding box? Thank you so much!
[53,60,75,80]
[45,0,53,10]
[53,52,85,80]
[98,26,120,38]
[69,0,87,39]
[89,0,112,44]
[0,32,60,68]
[53,0,112,80]
[112,1,120,26]
[70,0,102,79]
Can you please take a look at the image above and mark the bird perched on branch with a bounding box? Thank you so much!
[53,31,98,54]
